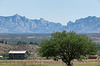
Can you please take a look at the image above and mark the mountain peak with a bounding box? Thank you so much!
[85,16,97,20]
[13,14,27,20]
[13,14,21,17]
[40,18,46,22]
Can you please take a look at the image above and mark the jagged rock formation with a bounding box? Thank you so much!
[0,14,100,33]
[0,14,66,33]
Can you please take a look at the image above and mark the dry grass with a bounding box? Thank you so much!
[0,59,100,66]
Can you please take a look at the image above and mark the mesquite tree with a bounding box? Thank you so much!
[39,31,97,66]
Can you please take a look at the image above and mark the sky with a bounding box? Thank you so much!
[0,0,100,25]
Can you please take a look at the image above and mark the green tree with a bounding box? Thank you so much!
[34,42,38,45]
[0,40,4,44]
[17,41,28,45]
[1,40,4,44]
[0,53,9,58]
[39,31,97,66]
[29,42,34,44]
[5,41,8,44]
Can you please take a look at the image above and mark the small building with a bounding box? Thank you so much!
[9,51,28,59]
[0,56,3,59]
[88,55,99,59]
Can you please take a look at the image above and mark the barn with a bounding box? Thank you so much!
[9,51,28,59]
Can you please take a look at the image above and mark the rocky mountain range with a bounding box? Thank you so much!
[67,16,100,33]
[0,14,66,33]
[0,14,100,33]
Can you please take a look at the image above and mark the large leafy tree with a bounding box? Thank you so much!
[39,31,97,66]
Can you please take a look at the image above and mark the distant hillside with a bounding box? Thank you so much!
[67,16,100,33]
[0,14,66,33]
[0,33,51,45]
[0,43,38,55]
[0,14,100,33]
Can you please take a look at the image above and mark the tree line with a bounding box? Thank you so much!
[0,40,8,44]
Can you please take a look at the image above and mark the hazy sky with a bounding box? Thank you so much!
[0,0,100,25]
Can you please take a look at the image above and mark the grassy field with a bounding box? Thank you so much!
[0,63,23,66]
[0,62,100,66]
[0,63,64,66]
[74,62,100,66]
[0,60,100,66]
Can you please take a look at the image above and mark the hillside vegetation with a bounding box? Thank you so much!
[0,43,39,55]
[0,33,100,56]
[0,33,50,45]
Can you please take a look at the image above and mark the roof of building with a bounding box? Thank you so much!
[9,51,27,54]
[0,56,3,57]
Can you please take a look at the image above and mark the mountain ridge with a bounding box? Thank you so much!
[0,14,66,33]
[0,14,100,33]
[67,16,100,33]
